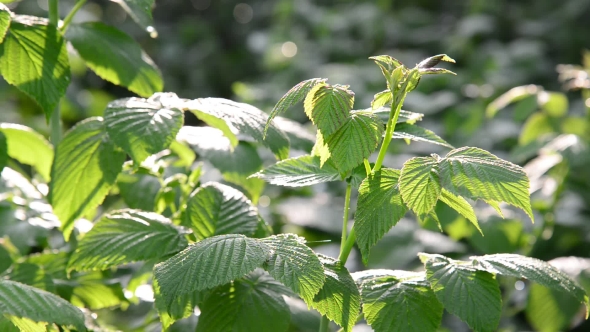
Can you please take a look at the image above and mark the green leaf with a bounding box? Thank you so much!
[0,3,10,43]
[0,245,11,274]
[391,123,454,149]
[526,283,582,332]
[519,112,554,145]
[49,117,126,241]
[0,123,54,180]
[261,234,325,304]
[70,275,127,310]
[539,91,568,117]
[358,270,443,332]
[183,182,260,240]
[485,85,541,118]
[304,83,355,136]
[399,156,441,215]
[355,169,407,265]
[1,316,46,332]
[311,255,360,332]
[0,132,6,174]
[371,90,393,110]
[177,126,264,201]
[251,155,340,187]
[264,78,326,136]
[439,189,481,234]
[186,98,290,160]
[421,253,502,332]
[196,269,291,332]
[0,280,86,331]
[154,278,203,330]
[325,111,383,173]
[311,130,331,166]
[417,54,455,69]
[6,263,54,292]
[117,171,161,211]
[112,0,155,30]
[0,16,71,120]
[439,147,533,221]
[471,254,589,313]
[66,22,163,97]
[104,96,183,164]
[153,234,270,310]
[68,209,188,271]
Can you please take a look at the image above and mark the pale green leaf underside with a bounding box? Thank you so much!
[0,16,70,120]
[184,182,259,240]
[104,96,183,163]
[264,78,326,136]
[68,209,188,271]
[471,254,589,314]
[439,147,533,221]
[423,254,501,332]
[66,22,163,97]
[373,108,424,124]
[391,123,454,148]
[272,117,316,152]
[112,0,154,29]
[399,156,441,215]
[251,155,341,187]
[304,83,355,137]
[186,98,290,160]
[0,124,53,180]
[49,117,125,241]
[311,256,360,332]
[439,188,481,234]
[261,234,325,304]
[359,270,443,332]
[196,269,291,332]
[153,234,270,310]
[325,111,383,173]
[0,280,86,331]
[371,90,392,110]
[0,4,10,43]
[355,169,407,265]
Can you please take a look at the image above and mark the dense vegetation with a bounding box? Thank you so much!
[1,1,590,331]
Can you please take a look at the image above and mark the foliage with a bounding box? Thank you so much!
[0,1,589,332]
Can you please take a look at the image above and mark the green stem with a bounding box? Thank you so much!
[338,227,355,263]
[60,0,88,33]
[372,93,404,172]
[363,159,371,176]
[319,316,330,332]
[49,0,59,26]
[339,183,352,254]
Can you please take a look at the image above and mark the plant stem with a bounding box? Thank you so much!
[372,93,404,172]
[60,0,88,33]
[363,159,371,176]
[340,183,352,254]
[48,0,62,146]
[338,227,355,263]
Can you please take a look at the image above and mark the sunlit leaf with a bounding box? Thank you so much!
[439,189,481,234]
[399,156,441,215]
[304,83,354,136]
[526,284,582,332]
[68,209,188,271]
[325,111,383,173]
[251,155,341,187]
[49,117,126,241]
[183,182,260,240]
[0,280,86,331]
[0,124,53,180]
[153,234,270,310]
[0,16,70,120]
[391,123,454,148]
[261,234,325,304]
[371,90,392,110]
[66,22,163,97]
[310,255,360,332]
[104,96,183,164]
[112,0,155,30]
[264,78,326,136]
[0,4,10,43]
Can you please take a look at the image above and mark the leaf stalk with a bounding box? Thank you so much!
[60,0,88,33]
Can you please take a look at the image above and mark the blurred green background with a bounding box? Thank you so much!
[1,0,590,331]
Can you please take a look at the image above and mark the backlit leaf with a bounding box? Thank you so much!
[251,155,341,187]
[391,123,453,149]
[66,22,163,97]
[0,16,70,120]
[0,124,53,180]
[68,209,188,271]
[112,0,155,30]
[399,156,441,215]
[439,189,481,234]
[0,4,10,43]
[49,117,126,241]
[304,83,354,137]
